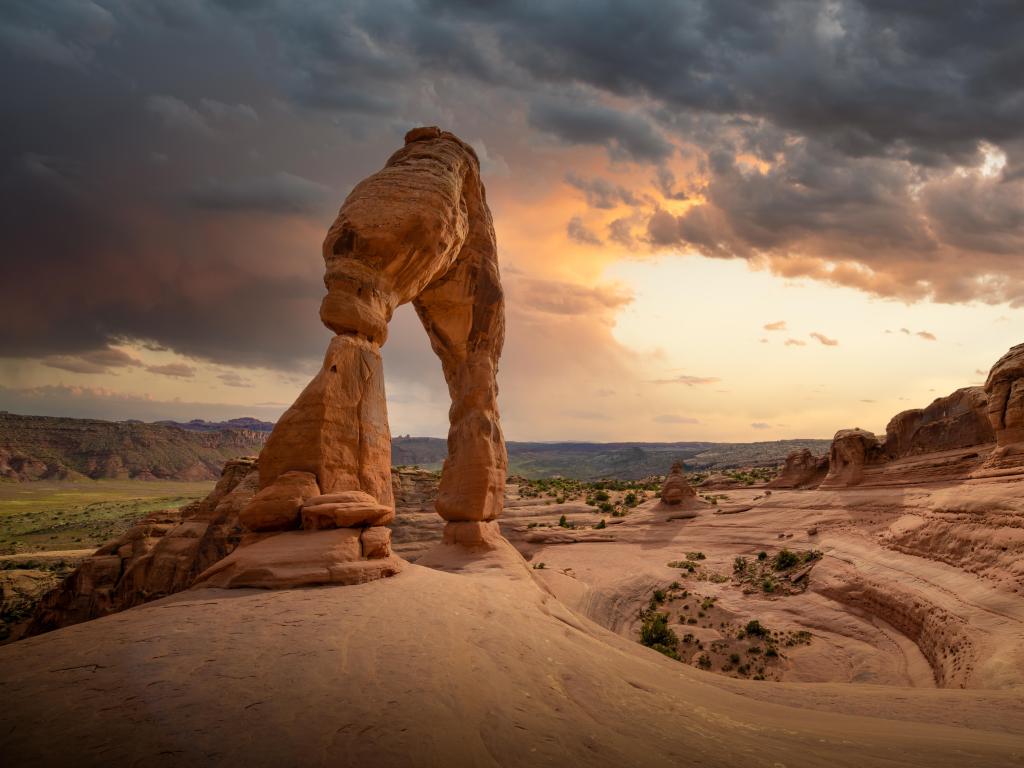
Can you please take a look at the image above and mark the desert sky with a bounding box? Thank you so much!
[1,1,1022,441]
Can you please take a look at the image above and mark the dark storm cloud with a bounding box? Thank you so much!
[529,98,674,163]
[566,216,603,246]
[2,0,1024,383]
[188,172,332,214]
[429,0,1024,164]
[564,172,641,209]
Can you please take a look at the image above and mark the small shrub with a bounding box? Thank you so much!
[652,589,667,603]
[729,653,741,664]
[745,620,768,637]
[594,490,610,502]
[533,562,546,570]
[733,556,748,574]
[558,514,568,528]
[757,551,768,561]
[594,519,606,530]
[686,552,706,561]
[773,549,800,570]
[640,610,678,652]
[697,654,712,670]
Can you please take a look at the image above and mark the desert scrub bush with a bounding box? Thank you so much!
[668,559,699,573]
[773,549,800,570]
[762,577,776,593]
[594,519,606,529]
[745,620,768,637]
[652,588,667,604]
[593,490,610,502]
[639,610,678,657]
[558,514,568,528]
[697,654,712,670]
[533,562,546,569]
[598,501,614,513]
[623,491,638,507]
[729,653,741,664]
[686,551,706,561]
[757,551,768,561]
[733,556,748,575]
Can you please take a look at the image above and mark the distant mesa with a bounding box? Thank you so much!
[157,417,276,433]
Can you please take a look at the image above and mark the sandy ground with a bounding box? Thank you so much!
[1,478,1023,766]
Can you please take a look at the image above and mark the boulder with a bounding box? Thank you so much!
[821,428,883,488]
[238,470,320,532]
[768,449,828,489]
[660,461,696,504]
[301,490,395,530]
[192,529,404,590]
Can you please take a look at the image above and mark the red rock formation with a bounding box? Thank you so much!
[660,461,696,504]
[820,428,883,488]
[28,458,258,634]
[986,343,1024,447]
[883,387,993,458]
[768,449,829,489]
[221,126,506,587]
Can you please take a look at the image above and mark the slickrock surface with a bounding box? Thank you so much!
[2,534,1022,767]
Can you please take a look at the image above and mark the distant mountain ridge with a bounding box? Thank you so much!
[393,436,833,479]
[0,413,267,482]
[156,417,276,433]
[0,412,831,482]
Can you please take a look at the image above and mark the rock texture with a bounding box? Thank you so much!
[227,126,507,586]
[767,448,829,489]
[660,461,696,504]
[821,429,883,488]
[883,387,994,458]
[192,528,403,590]
[986,343,1024,447]
[27,458,259,634]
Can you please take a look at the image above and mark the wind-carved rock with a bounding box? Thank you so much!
[820,428,883,488]
[979,343,1024,473]
[195,127,507,589]
[768,449,828,489]
[660,461,696,505]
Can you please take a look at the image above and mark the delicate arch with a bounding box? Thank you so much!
[248,127,507,533]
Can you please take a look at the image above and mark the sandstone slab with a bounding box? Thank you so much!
[192,529,404,590]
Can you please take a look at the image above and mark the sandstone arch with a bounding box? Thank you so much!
[233,127,507,572]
